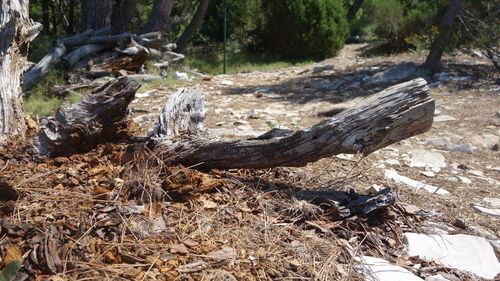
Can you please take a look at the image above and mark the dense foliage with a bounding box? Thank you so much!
[260,0,349,59]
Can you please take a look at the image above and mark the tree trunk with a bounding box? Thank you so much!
[41,0,50,31]
[112,0,137,34]
[175,0,212,53]
[141,0,176,34]
[0,0,41,147]
[423,0,462,72]
[67,0,76,34]
[347,0,364,22]
[150,78,434,169]
[80,0,114,31]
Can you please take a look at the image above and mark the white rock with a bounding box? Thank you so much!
[422,221,455,235]
[425,274,451,281]
[457,176,472,184]
[404,233,500,280]
[173,72,189,80]
[385,159,400,166]
[232,120,250,125]
[219,80,234,86]
[368,62,418,84]
[366,184,383,195]
[434,115,457,122]
[135,90,158,99]
[385,169,449,195]
[490,167,500,172]
[440,132,463,142]
[408,149,446,170]
[424,137,451,147]
[421,171,436,178]
[484,197,500,208]
[468,170,484,177]
[355,256,424,281]
[443,143,473,153]
[472,205,500,217]
[471,134,499,148]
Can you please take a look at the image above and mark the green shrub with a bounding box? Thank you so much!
[260,0,349,59]
[361,0,447,53]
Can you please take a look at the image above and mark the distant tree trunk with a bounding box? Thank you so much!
[112,0,137,34]
[67,0,76,34]
[141,0,176,34]
[41,0,50,31]
[423,0,462,72]
[175,0,212,53]
[347,0,364,22]
[80,0,114,31]
[0,0,41,146]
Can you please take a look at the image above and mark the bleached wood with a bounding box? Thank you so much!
[151,78,434,169]
[0,0,41,145]
[64,44,106,66]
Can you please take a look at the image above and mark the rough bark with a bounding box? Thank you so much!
[0,0,41,146]
[30,77,140,156]
[111,0,137,34]
[175,0,212,53]
[80,0,113,31]
[423,0,462,72]
[23,43,67,91]
[150,78,434,169]
[141,0,176,34]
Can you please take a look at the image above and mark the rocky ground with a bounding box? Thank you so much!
[1,44,499,280]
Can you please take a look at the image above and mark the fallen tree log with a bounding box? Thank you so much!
[23,43,67,90]
[29,77,140,156]
[149,78,434,169]
[28,77,434,171]
[63,44,107,66]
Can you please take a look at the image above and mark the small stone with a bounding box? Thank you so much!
[472,205,500,217]
[354,256,424,281]
[425,274,451,281]
[407,149,446,170]
[233,120,250,125]
[434,115,457,122]
[468,170,484,177]
[443,143,473,153]
[424,137,451,147]
[457,176,472,184]
[421,171,436,178]
[366,184,383,195]
[219,80,234,86]
[385,159,400,166]
[385,169,449,195]
[214,122,225,126]
[173,72,189,80]
[471,133,499,148]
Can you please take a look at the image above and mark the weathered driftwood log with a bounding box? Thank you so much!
[30,77,140,156]
[63,44,107,66]
[23,43,67,91]
[149,78,434,169]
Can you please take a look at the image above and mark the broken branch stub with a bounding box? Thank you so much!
[30,77,140,156]
[148,88,206,138]
[150,78,434,169]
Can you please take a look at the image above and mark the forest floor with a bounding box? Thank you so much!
[1,44,499,281]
